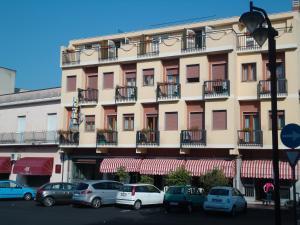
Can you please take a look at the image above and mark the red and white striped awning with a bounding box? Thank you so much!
[185,159,236,178]
[140,159,186,175]
[99,158,142,173]
[241,160,298,180]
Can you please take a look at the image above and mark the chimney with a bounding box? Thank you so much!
[292,0,300,11]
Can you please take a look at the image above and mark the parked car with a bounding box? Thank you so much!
[163,185,206,213]
[72,180,122,208]
[35,182,76,207]
[0,180,36,200]
[116,184,164,210]
[203,186,247,216]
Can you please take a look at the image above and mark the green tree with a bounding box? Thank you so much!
[115,166,129,183]
[199,169,229,194]
[165,166,191,186]
[139,175,154,184]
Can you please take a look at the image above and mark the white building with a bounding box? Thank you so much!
[0,67,16,95]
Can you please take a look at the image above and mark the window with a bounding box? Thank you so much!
[123,114,134,131]
[242,63,256,81]
[92,182,108,190]
[186,64,200,83]
[189,112,203,129]
[266,62,285,79]
[212,110,227,130]
[103,72,114,89]
[143,69,154,86]
[269,110,285,130]
[0,182,10,188]
[66,76,76,92]
[51,184,62,190]
[63,184,74,190]
[165,112,178,130]
[85,115,95,132]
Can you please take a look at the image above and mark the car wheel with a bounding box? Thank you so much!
[91,198,101,209]
[231,205,236,217]
[43,197,55,207]
[24,193,32,201]
[133,200,142,210]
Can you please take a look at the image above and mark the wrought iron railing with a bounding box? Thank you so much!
[237,34,261,51]
[180,130,206,147]
[78,88,98,103]
[156,83,181,100]
[237,130,263,146]
[137,41,159,57]
[257,79,287,98]
[115,86,137,103]
[0,131,58,144]
[136,130,160,146]
[203,80,230,98]
[59,131,79,145]
[181,34,206,52]
[96,130,118,145]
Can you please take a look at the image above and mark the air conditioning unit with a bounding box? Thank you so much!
[11,153,21,161]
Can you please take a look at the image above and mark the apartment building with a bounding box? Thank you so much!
[0,87,63,187]
[59,2,300,202]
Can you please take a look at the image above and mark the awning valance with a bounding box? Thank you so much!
[0,157,11,174]
[241,160,297,180]
[185,159,236,178]
[140,159,185,175]
[13,157,53,176]
[99,158,141,173]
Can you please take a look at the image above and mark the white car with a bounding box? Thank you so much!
[203,186,247,216]
[116,184,164,210]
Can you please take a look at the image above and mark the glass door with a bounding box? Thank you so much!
[243,113,259,143]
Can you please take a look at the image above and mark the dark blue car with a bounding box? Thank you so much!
[0,180,36,200]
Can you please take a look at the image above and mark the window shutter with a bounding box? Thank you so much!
[190,112,203,129]
[103,72,114,89]
[87,75,98,89]
[143,69,154,76]
[212,64,226,80]
[125,71,136,79]
[166,68,179,76]
[67,76,76,92]
[186,65,199,79]
[213,110,227,130]
[165,112,178,130]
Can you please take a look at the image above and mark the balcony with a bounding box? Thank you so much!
[115,86,137,104]
[156,83,181,101]
[137,41,159,58]
[203,80,230,99]
[136,130,160,147]
[237,34,260,51]
[59,131,79,146]
[0,131,58,145]
[96,130,118,146]
[78,88,98,104]
[98,47,118,62]
[180,129,206,148]
[181,34,206,53]
[257,79,287,99]
[237,130,263,147]
[62,50,80,66]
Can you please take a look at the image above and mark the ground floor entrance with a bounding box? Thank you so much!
[72,158,102,181]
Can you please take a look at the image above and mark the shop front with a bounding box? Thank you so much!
[72,158,101,181]
[0,157,11,180]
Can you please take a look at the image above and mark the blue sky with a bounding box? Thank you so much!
[0,0,292,90]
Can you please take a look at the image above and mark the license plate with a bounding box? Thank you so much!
[212,199,222,202]
[170,202,178,206]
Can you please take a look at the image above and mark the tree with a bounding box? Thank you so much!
[165,166,191,186]
[139,175,154,184]
[199,169,229,194]
[115,166,129,183]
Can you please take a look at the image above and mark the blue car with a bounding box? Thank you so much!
[0,180,36,200]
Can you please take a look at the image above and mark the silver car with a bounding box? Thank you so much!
[72,180,123,208]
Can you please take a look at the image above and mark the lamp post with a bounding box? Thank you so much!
[239,2,281,225]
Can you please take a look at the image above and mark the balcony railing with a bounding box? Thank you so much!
[157,83,181,101]
[96,130,118,146]
[136,130,160,146]
[180,130,206,147]
[237,34,260,51]
[137,41,159,58]
[257,79,287,98]
[181,34,206,52]
[59,131,79,146]
[62,51,80,65]
[0,131,58,144]
[115,86,137,103]
[237,130,263,146]
[78,88,98,104]
[98,47,118,61]
[203,80,230,98]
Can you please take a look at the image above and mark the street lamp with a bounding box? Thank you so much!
[239,2,281,225]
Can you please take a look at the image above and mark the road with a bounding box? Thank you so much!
[0,200,294,225]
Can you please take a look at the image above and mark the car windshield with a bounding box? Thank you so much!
[120,186,133,192]
[167,187,184,194]
[209,188,229,196]
[75,183,89,190]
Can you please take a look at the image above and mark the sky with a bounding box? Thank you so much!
[0,0,292,90]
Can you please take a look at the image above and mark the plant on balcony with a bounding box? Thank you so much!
[115,166,129,184]
[139,175,154,185]
[242,127,251,132]
[166,166,191,186]
[199,169,229,194]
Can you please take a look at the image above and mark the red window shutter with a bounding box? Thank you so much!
[87,75,98,89]
[67,76,76,92]
[103,72,114,89]
[213,110,227,130]
[166,68,179,76]
[125,71,136,79]
[143,69,154,76]
[186,65,199,79]
[190,112,203,129]
[212,64,226,80]
[165,112,178,130]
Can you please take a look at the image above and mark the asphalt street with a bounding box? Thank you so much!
[0,200,294,225]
